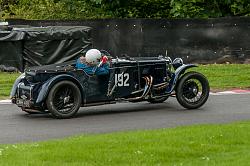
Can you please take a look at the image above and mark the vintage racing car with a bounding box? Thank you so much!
[10,53,210,118]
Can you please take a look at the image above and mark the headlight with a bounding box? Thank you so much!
[172,58,183,69]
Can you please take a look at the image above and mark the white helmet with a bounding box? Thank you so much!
[85,49,101,65]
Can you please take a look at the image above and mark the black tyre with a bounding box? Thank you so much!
[147,96,169,103]
[176,72,209,109]
[46,80,82,119]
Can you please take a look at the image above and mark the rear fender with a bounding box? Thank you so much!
[10,73,25,98]
[167,64,197,93]
[36,74,85,104]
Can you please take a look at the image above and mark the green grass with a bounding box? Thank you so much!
[0,64,250,99]
[0,72,21,99]
[1,121,250,165]
[193,64,250,90]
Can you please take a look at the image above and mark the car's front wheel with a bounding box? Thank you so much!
[176,72,209,109]
[46,80,82,119]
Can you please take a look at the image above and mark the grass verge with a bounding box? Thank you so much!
[1,121,250,165]
[193,64,250,90]
[0,72,21,99]
[0,64,250,99]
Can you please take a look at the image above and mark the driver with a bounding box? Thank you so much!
[76,49,109,75]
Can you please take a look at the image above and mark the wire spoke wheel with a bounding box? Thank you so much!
[182,79,202,103]
[176,72,209,109]
[52,85,75,114]
[46,81,82,119]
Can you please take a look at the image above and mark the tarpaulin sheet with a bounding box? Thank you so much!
[0,40,23,71]
[0,30,24,71]
[0,26,92,71]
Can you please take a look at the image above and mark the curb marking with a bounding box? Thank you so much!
[0,100,11,104]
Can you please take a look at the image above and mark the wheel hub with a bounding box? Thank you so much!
[63,96,70,104]
[183,81,199,99]
[192,87,198,94]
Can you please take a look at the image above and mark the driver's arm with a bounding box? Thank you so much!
[95,63,109,75]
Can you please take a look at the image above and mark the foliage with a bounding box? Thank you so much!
[0,0,16,18]
[230,0,250,16]
[1,0,111,19]
[170,0,250,18]
[95,0,171,18]
[1,0,250,19]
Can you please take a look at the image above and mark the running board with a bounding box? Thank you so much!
[84,101,116,107]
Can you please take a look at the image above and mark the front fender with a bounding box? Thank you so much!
[167,64,197,93]
[36,74,85,104]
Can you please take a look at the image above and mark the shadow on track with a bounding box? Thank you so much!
[17,101,194,119]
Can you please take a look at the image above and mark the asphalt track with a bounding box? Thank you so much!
[0,94,250,144]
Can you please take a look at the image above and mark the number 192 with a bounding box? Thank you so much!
[115,73,129,87]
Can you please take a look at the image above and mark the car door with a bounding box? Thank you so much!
[108,64,138,98]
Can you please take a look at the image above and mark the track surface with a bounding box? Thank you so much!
[0,94,250,144]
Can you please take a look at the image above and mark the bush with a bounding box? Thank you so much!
[1,0,111,19]
[1,0,250,20]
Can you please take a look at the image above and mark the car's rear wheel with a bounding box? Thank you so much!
[147,96,169,103]
[176,72,209,109]
[46,80,81,119]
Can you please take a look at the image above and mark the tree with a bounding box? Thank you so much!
[1,0,250,19]
[170,0,250,18]
[0,0,17,18]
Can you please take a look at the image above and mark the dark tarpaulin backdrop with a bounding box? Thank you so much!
[1,17,250,71]
[0,26,92,71]
[0,31,24,71]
